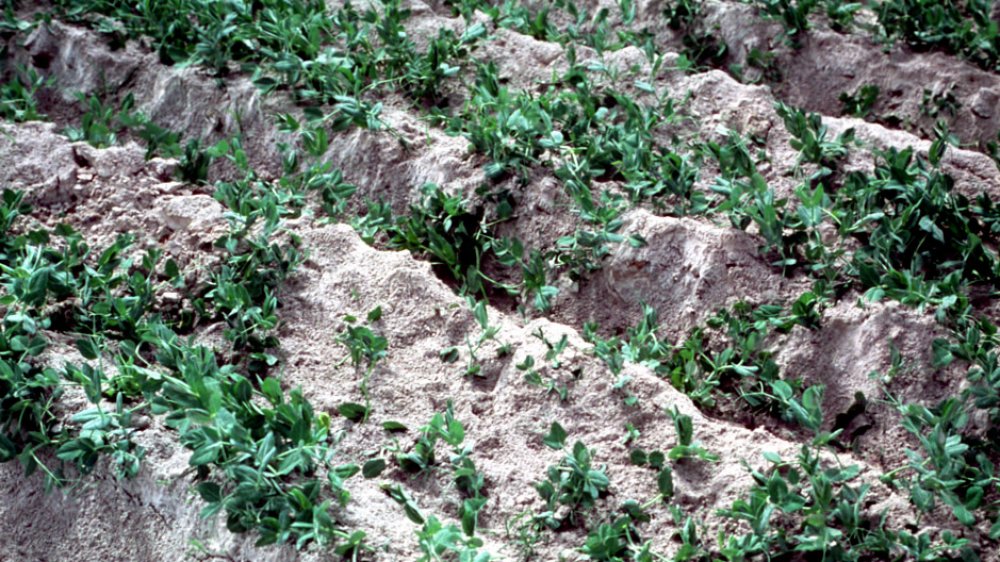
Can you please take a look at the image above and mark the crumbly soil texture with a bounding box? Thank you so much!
[1,1,1000,561]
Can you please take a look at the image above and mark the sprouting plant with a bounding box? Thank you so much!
[415,515,492,562]
[579,509,658,562]
[823,0,861,31]
[667,407,719,463]
[337,307,389,369]
[663,0,728,69]
[63,92,126,148]
[754,0,818,46]
[396,403,466,474]
[669,508,710,561]
[921,86,961,119]
[839,84,879,119]
[774,101,854,173]
[519,354,576,402]
[146,327,363,549]
[491,237,559,313]
[734,46,782,84]
[881,394,1000,535]
[459,298,501,377]
[386,184,508,298]
[380,403,488,538]
[0,65,50,122]
[536,429,610,528]
[59,364,145,480]
[629,447,674,505]
[0,118,370,553]
[175,138,230,185]
[875,0,1000,71]
[336,306,388,422]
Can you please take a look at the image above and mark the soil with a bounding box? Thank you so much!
[2,1,999,561]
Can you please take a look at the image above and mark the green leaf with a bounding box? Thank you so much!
[190,443,221,467]
[657,467,674,499]
[989,519,1000,540]
[334,464,360,479]
[383,484,424,524]
[673,413,693,446]
[543,422,567,450]
[952,502,975,527]
[196,482,222,503]
[75,337,101,360]
[762,451,783,464]
[668,445,690,460]
[338,402,370,422]
[629,449,647,466]
[440,347,460,363]
[383,420,408,432]
[647,451,665,469]
[260,377,283,405]
[932,338,954,367]
[363,458,387,479]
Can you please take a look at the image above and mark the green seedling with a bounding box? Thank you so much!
[0,65,50,122]
[579,511,656,562]
[64,92,127,148]
[336,307,388,422]
[382,404,489,539]
[921,86,961,119]
[519,355,574,402]
[774,101,854,173]
[875,0,1000,71]
[416,515,492,562]
[395,403,465,474]
[755,0,817,46]
[823,0,861,31]
[667,407,719,463]
[839,84,879,119]
[629,447,674,504]
[536,435,609,528]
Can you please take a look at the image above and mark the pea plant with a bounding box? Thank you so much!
[336,306,388,423]
[535,423,610,529]
[0,65,49,122]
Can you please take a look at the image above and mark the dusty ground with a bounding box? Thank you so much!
[1,1,999,561]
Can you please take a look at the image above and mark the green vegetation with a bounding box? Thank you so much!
[336,306,388,422]
[0,65,48,122]
[839,84,880,119]
[874,0,1000,71]
[536,428,610,529]
[3,0,1000,559]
